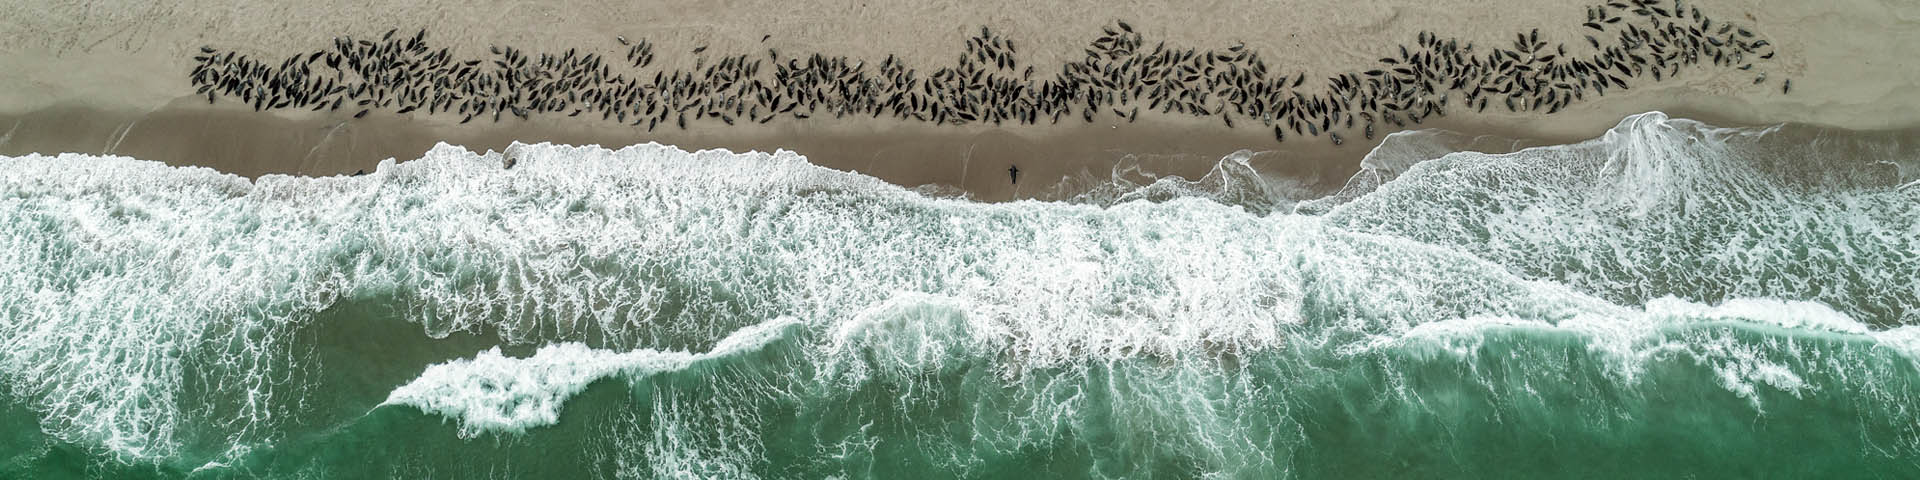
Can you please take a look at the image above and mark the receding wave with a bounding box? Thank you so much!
[1,112,1917,478]
[1326,112,1918,325]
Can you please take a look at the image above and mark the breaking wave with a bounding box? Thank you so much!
[1,111,1916,478]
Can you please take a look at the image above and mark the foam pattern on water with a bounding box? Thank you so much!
[1056,150,1318,215]
[1294,128,1531,214]
[1,113,1918,476]
[382,317,802,437]
[1328,112,1920,325]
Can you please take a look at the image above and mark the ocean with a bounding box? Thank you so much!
[1,111,1916,478]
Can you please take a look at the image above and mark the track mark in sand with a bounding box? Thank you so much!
[958,141,977,189]
[299,121,350,174]
[0,119,19,149]
[103,119,137,155]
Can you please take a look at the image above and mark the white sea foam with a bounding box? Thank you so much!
[1294,128,1531,214]
[1058,149,1318,215]
[828,293,985,380]
[383,317,801,437]
[1327,111,1920,325]
[0,112,1912,459]
[1375,296,1870,411]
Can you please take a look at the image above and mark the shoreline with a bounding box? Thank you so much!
[2,85,1909,203]
[3,0,1919,200]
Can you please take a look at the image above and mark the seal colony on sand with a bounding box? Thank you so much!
[189,0,1779,147]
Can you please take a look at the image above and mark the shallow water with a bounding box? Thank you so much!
[1,112,1916,478]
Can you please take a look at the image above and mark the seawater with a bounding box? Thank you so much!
[0,112,1916,478]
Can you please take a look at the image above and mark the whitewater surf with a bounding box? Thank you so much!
[0,112,1915,478]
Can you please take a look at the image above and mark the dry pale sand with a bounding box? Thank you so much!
[0,0,1916,200]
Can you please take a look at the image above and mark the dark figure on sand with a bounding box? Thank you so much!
[1008,164,1019,185]
[189,4,1783,149]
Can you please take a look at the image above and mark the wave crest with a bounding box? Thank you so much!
[2,112,1916,470]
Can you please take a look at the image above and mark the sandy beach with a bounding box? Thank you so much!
[2,0,1918,199]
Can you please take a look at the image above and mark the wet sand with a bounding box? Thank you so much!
[2,0,1918,200]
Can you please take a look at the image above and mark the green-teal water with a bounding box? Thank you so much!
[1,112,1916,478]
